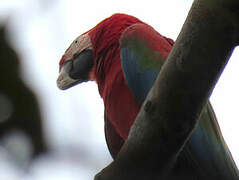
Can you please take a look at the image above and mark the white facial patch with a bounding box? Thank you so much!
[57,69,78,90]
[64,33,92,62]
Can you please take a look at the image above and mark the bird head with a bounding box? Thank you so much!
[57,33,94,90]
[57,13,143,90]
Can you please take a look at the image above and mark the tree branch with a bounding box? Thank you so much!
[95,0,239,179]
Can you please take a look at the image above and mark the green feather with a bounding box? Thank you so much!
[123,34,165,72]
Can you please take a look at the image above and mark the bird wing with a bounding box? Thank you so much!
[120,23,172,104]
[119,23,238,179]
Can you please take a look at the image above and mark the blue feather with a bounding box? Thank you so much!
[121,46,158,103]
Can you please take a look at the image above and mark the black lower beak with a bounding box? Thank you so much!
[68,49,93,80]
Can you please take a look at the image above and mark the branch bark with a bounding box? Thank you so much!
[95,0,239,179]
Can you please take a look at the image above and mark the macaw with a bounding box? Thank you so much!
[57,14,239,179]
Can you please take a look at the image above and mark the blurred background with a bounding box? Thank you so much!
[0,0,238,179]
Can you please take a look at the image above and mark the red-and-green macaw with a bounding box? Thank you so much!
[57,14,238,179]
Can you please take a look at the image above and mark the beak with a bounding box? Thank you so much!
[57,49,93,90]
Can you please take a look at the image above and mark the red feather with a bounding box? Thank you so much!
[87,14,173,157]
[88,14,143,140]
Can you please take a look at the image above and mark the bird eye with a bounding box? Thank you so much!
[74,40,78,44]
